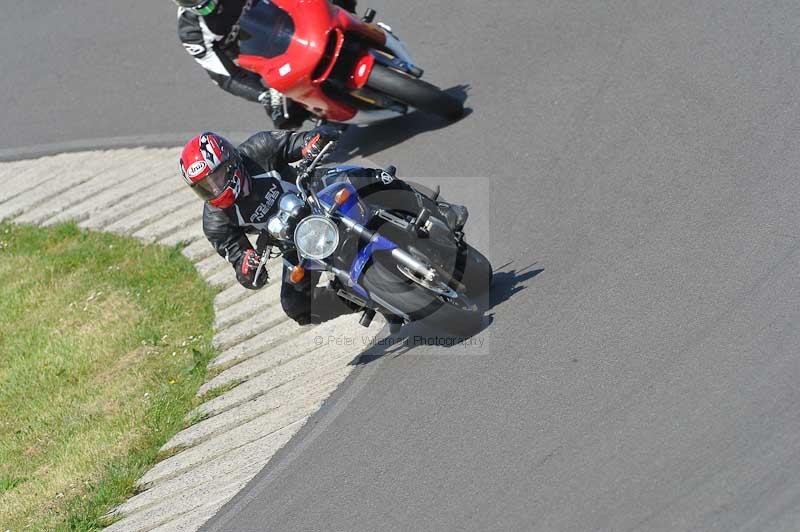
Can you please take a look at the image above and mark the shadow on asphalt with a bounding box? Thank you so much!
[488,263,544,310]
[354,262,543,364]
[354,319,488,364]
[329,85,472,163]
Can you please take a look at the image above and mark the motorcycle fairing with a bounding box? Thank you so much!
[238,0,389,122]
[317,179,366,224]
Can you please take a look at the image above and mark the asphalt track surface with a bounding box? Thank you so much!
[5,1,800,531]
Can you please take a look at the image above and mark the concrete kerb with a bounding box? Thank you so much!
[0,150,144,222]
[14,149,171,226]
[211,307,295,367]
[178,353,358,442]
[0,147,382,532]
[181,237,218,263]
[104,190,197,235]
[194,253,229,279]
[136,418,307,489]
[161,369,347,455]
[43,152,181,227]
[158,223,205,247]
[199,315,358,395]
[209,298,294,352]
[79,174,190,232]
[213,285,283,333]
[133,202,202,243]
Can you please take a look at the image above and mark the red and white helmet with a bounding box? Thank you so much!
[179,132,247,209]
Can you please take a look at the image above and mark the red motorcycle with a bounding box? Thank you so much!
[236,0,464,124]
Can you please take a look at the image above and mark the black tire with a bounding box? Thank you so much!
[455,244,493,298]
[366,64,464,120]
[361,254,482,336]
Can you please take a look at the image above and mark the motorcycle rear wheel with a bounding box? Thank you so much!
[366,64,465,120]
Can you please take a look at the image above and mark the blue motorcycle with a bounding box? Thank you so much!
[258,142,492,335]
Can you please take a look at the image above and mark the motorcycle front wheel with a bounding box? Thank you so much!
[361,253,483,336]
[453,244,493,297]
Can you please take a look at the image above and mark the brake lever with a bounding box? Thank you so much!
[253,247,270,286]
[296,141,335,208]
[298,140,335,175]
[253,233,272,286]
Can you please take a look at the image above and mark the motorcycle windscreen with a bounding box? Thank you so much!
[238,1,295,58]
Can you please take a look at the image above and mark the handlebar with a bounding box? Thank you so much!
[296,140,336,209]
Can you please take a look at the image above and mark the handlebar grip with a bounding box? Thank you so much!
[299,140,336,170]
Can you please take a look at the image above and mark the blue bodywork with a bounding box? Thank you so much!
[310,176,399,301]
[316,179,365,225]
[347,233,397,299]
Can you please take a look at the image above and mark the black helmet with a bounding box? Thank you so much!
[173,0,218,16]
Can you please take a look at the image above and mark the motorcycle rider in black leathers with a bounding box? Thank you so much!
[178,126,468,326]
[175,0,357,129]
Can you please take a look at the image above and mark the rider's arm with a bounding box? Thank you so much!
[202,203,253,267]
[178,9,267,102]
[237,130,318,169]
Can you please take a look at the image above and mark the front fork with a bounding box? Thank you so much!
[294,169,437,327]
[288,220,435,328]
[340,216,435,284]
[319,211,437,328]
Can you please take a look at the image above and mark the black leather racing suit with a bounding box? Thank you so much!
[203,130,355,325]
[178,0,357,104]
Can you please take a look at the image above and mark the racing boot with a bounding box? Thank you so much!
[263,89,310,130]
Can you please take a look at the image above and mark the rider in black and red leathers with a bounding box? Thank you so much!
[175,0,357,129]
[180,126,348,324]
[179,127,468,326]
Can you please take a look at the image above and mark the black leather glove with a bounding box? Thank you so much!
[235,248,268,289]
[301,124,345,158]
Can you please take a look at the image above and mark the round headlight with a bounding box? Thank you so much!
[294,215,340,260]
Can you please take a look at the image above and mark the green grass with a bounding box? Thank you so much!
[0,222,217,531]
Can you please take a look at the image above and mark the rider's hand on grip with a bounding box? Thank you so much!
[301,124,344,160]
[236,248,268,290]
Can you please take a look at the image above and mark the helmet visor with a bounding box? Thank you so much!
[190,158,238,202]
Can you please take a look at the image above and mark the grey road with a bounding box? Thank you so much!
[0,0,267,154]
[6,1,800,531]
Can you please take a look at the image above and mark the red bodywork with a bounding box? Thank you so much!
[238,0,387,122]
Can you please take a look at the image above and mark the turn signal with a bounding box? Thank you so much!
[334,188,351,208]
[348,54,375,89]
[289,265,305,284]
